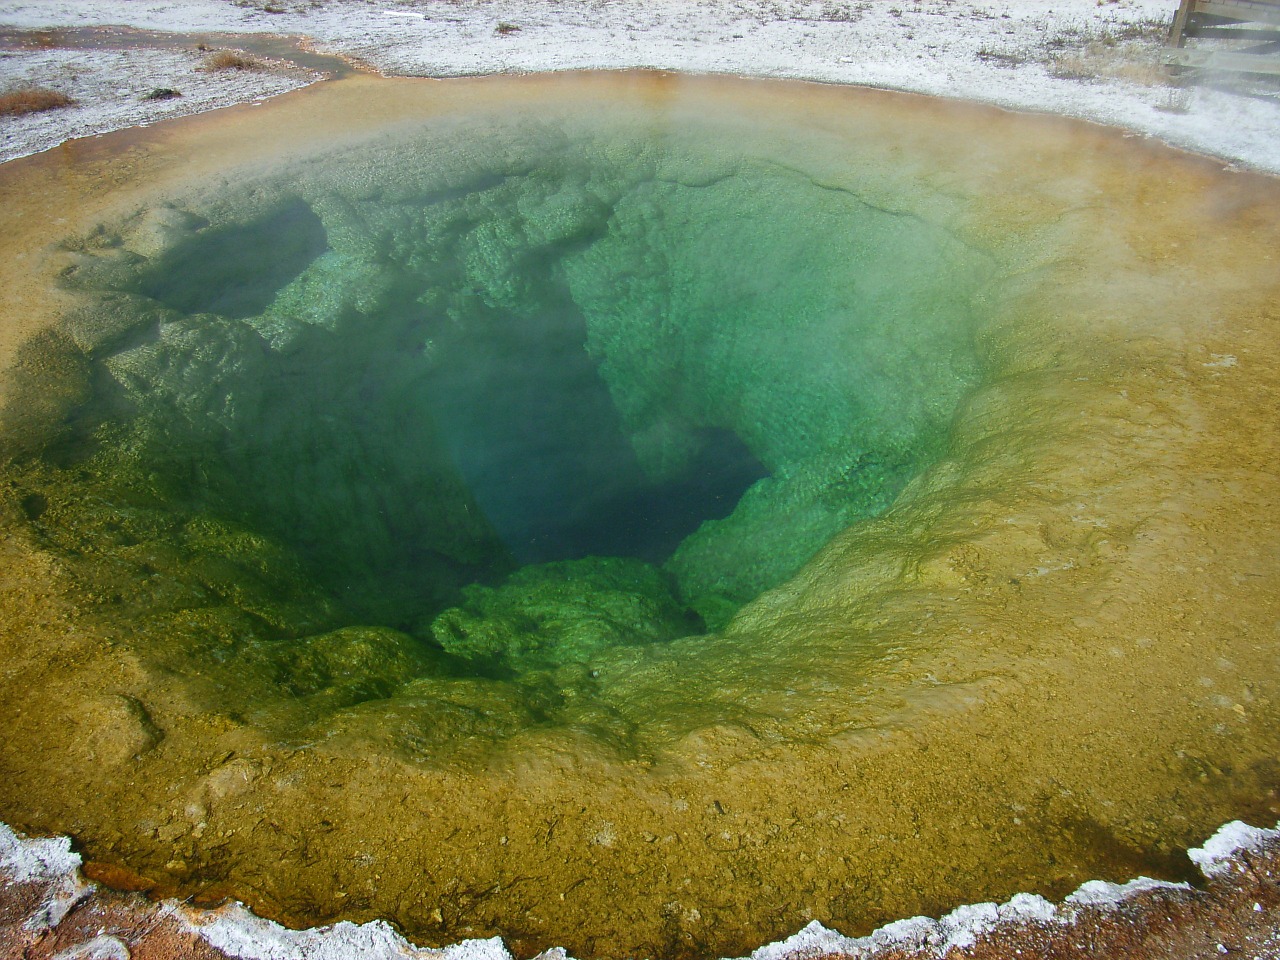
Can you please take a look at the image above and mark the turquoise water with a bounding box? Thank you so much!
[14,107,991,694]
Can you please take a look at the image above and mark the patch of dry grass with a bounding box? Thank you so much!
[1041,17,1174,86]
[1048,41,1171,86]
[203,50,263,72]
[976,46,1027,69]
[0,87,74,117]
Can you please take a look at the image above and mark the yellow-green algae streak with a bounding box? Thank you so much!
[1,72,1279,959]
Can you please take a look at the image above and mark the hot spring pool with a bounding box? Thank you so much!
[0,71,1278,959]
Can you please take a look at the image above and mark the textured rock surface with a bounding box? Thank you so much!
[430,557,702,667]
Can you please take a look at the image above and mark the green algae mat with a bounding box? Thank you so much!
[0,72,1278,958]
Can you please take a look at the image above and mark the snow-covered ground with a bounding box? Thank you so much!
[0,45,317,162]
[1,0,1278,172]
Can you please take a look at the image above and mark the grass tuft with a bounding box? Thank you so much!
[976,46,1026,68]
[203,50,263,71]
[0,87,74,117]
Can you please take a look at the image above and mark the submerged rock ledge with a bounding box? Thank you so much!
[3,818,1280,960]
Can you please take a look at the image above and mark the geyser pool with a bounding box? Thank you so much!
[9,95,986,684]
[1,72,1279,960]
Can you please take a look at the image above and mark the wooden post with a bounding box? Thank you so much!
[1169,0,1196,46]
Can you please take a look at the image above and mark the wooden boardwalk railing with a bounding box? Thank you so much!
[1166,0,1280,75]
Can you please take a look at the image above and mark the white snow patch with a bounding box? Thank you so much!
[1189,820,1280,878]
[862,915,937,952]
[190,900,514,960]
[1065,875,1191,908]
[999,892,1059,925]
[52,935,132,960]
[749,919,859,960]
[0,820,81,882]
[938,901,1001,951]
[744,890,1059,960]
[0,0,250,33]
[0,821,92,933]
